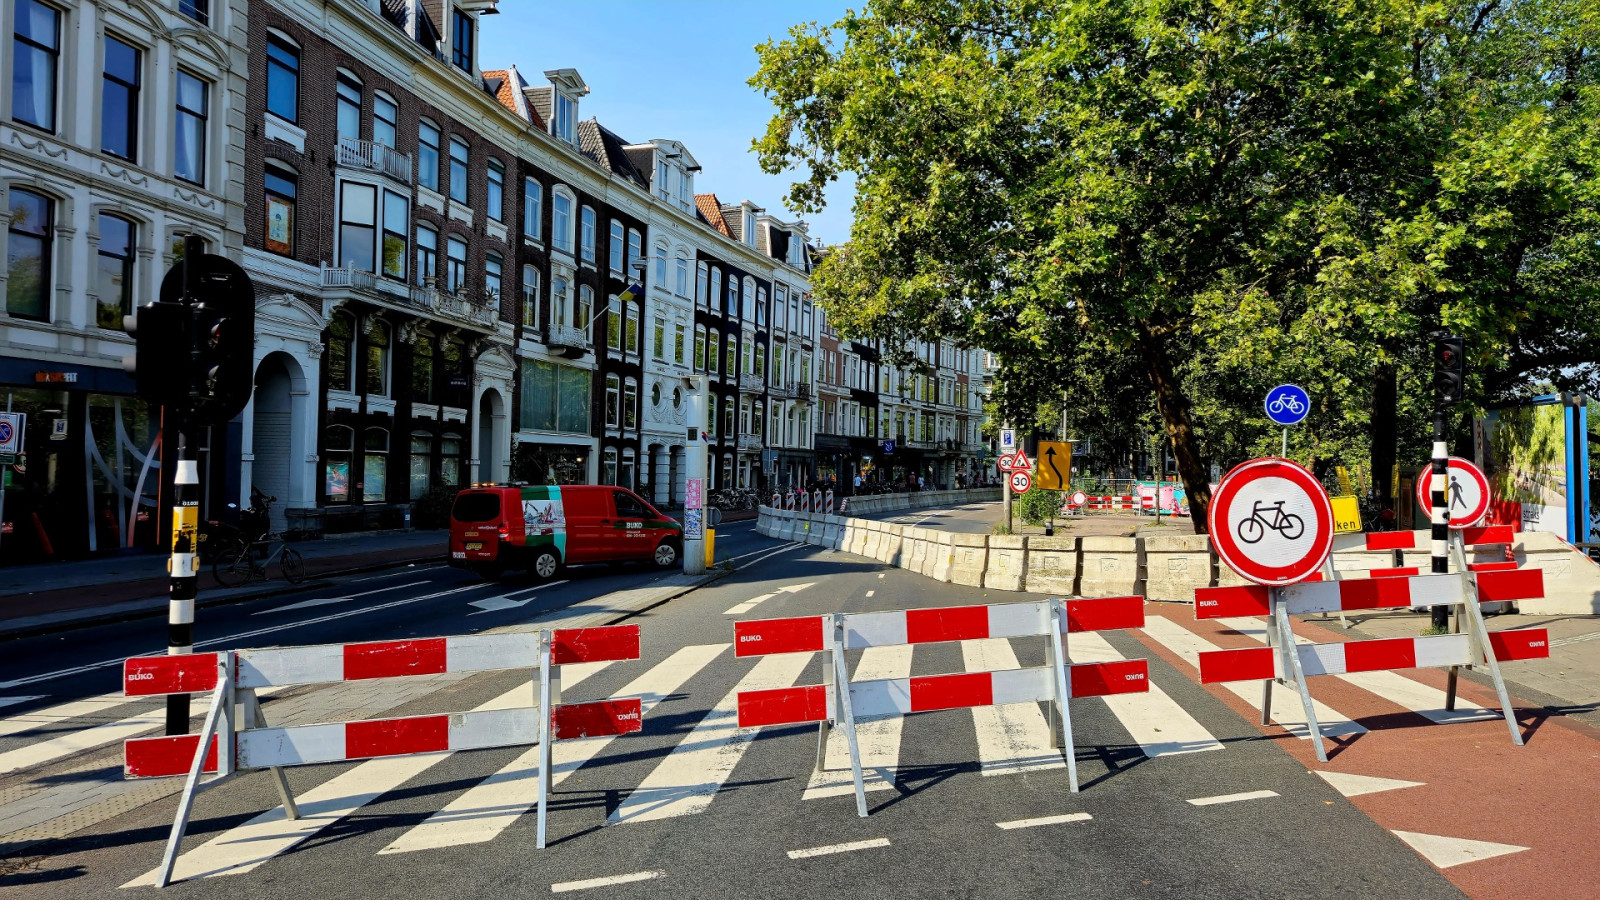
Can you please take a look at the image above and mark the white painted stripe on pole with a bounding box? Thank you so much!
[724,592,776,616]
[1140,618,1365,740]
[805,645,913,800]
[379,646,724,854]
[996,812,1093,830]
[1431,441,1448,458]
[1188,789,1279,806]
[987,601,1051,639]
[170,559,197,587]
[551,871,667,893]
[843,610,909,649]
[0,707,165,775]
[962,638,1065,776]
[786,838,891,859]
[1065,631,1223,757]
[121,673,564,887]
[0,693,137,739]
[608,651,814,825]
[176,460,198,482]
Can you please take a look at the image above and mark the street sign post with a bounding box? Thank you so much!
[1009,471,1032,494]
[1208,457,1334,586]
[1414,456,1490,529]
[999,428,1016,454]
[1264,384,1310,456]
[1036,441,1071,491]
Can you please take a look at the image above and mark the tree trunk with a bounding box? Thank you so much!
[1369,363,1397,516]
[1135,322,1212,533]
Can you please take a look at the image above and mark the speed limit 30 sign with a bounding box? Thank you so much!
[1414,456,1490,529]
[1009,471,1032,494]
[1208,457,1334,586]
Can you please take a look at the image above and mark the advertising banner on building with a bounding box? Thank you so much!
[1475,395,1591,542]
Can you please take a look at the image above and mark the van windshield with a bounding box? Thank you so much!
[451,492,502,523]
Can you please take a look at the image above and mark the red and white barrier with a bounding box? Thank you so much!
[785,492,796,511]
[772,493,782,509]
[1087,496,1138,511]
[1195,529,1548,761]
[825,490,835,515]
[799,490,811,513]
[733,596,1149,815]
[122,624,645,886]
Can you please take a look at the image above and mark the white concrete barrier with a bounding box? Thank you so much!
[927,531,955,582]
[1025,535,1079,595]
[983,535,1027,591]
[878,524,905,566]
[1515,530,1600,614]
[903,527,930,575]
[1142,533,1211,603]
[1079,535,1143,597]
[948,534,989,587]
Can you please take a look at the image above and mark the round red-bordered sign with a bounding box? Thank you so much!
[1009,470,1032,493]
[1413,456,1490,529]
[1070,490,1087,507]
[1208,457,1334,586]
[998,454,1016,472]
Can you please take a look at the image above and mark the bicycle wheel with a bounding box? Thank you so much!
[213,545,252,587]
[279,548,306,585]
[1279,513,1305,541]
[1237,517,1265,544]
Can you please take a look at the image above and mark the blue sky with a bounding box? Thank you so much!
[479,1,858,246]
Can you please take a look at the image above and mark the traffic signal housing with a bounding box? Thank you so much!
[123,301,194,408]
[189,297,253,423]
[1433,336,1465,407]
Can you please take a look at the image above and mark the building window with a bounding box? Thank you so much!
[381,190,406,279]
[485,252,502,301]
[774,286,788,329]
[674,322,686,364]
[364,427,389,501]
[364,319,390,396]
[606,296,622,349]
[621,451,637,491]
[580,206,596,264]
[409,432,432,500]
[12,0,59,132]
[373,92,397,148]
[179,0,209,26]
[623,301,639,354]
[707,331,719,375]
[412,332,435,404]
[675,255,689,296]
[102,36,140,160]
[627,228,642,271]
[5,189,50,321]
[696,263,708,307]
[446,234,467,293]
[553,92,576,143]
[608,219,624,274]
[174,71,207,185]
[338,183,376,272]
[707,395,717,438]
[710,267,722,312]
[486,159,504,222]
[416,223,438,285]
[264,162,296,256]
[552,190,572,253]
[653,242,668,284]
[653,315,666,360]
[756,288,767,327]
[726,340,737,376]
[623,378,638,429]
[725,404,735,443]
[451,8,474,72]
[519,359,590,434]
[441,433,463,487]
[523,178,542,240]
[327,311,355,392]
[95,214,135,329]
[521,265,539,330]
[741,278,754,320]
[324,425,353,501]
[418,120,440,190]
[576,284,592,332]
[754,345,766,382]
[336,72,361,141]
[448,136,469,204]
[695,325,707,370]
[605,374,620,427]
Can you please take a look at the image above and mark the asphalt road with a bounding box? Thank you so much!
[0,521,1463,899]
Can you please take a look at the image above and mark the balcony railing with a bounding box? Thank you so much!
[337,137,412,183]
[737,371,763,393]
[410,285,498,330]
[546,323,592,351]
[794,383,813,402]
[320,266,376,291]
[737,433,764,451]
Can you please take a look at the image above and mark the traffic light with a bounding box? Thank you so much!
[189,297,253,423]
[1433,336,1465,407]
[123,301,194,407]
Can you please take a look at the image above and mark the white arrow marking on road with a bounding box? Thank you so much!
[254,581,430,615]
[1315,771,1425,798]
[468,580,569,614]
[777,582,816,593]
[1390,830,1529,869]
[724,582,814,616]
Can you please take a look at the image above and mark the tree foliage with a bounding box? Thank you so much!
[752,0,1600,533]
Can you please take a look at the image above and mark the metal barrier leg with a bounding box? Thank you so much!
[830,615,868,818]
[1451,534,1523,745]
[535,630,555,848]
[1274,594,1328,762]
[155,655,234,888]
[242,689,298,820]
[815,645,835,773]
[1049,600,1080,793]
[1260,617,1275,726]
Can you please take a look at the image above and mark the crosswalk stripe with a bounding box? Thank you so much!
[607,651,815,825]
[0,692,139,740]
[962,638,1065,776]
[1139,617,1366,740]
[0,707,164,775]
[1212,617,1498,725]
[379,644,728,854]
[803,645,914,800]
[1064,632,1223,757]
[122,663,613,887]
[0,695,43,711]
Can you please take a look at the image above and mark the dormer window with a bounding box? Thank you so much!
[744,210,756,248]
[451,9,474,72]
[553,92,576,143]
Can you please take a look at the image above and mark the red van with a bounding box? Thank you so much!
[448,484,683,580]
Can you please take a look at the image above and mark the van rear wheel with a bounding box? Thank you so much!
[653,539,679,569]
[530,547,562,582]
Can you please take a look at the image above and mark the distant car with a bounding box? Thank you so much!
[448,484,683,581]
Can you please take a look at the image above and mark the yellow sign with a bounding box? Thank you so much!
[1035,441,1073,491]
[1330,495,1363,533]
[1336,466,1353,496]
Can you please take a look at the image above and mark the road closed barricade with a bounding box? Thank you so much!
[121,625,646,886]
[732,597,1149,816]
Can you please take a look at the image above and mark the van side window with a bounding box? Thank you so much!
[613,490,648,520]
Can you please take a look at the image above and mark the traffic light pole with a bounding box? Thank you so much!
[1428,409,1451,631]
[166,426,200,734]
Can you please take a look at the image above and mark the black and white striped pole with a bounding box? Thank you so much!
[1430,336,1466,631]
[166,433,200,733]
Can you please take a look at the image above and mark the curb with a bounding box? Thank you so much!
[0,554,445,643]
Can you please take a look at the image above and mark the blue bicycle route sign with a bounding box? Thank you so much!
[1264,384,1310,426]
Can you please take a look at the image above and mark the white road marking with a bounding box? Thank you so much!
[865,590,875,598]
[1138,617,1367,740]
[255,581,429,615]
[608,651,814,825]
[379,644,728,854]
[733,544,806,569]
[0,696,42,711]
[724,593,776,616]
[1065,631,1223,757]
[1214,617,1499,724]
[0,693,136,739]
[1390,830,1529,868]
[1315,770,1425,798]
[787,838,890,859]
[1550,630,1600,647]
[0,707,164,775]
[551,871,666,893]
[1188,789,1279,806]
[996,812,1093,830]
[877,573,885,579]
[804,645,914,799]
[122,664,611,887]
[725,543,801,565]
[963,638,1065,776]
[345,566,444,583]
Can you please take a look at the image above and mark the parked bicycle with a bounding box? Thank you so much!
[213,530,306,586]
[1236,500,1305,544]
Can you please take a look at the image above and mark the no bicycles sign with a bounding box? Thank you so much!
[1209,457,1333,586]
